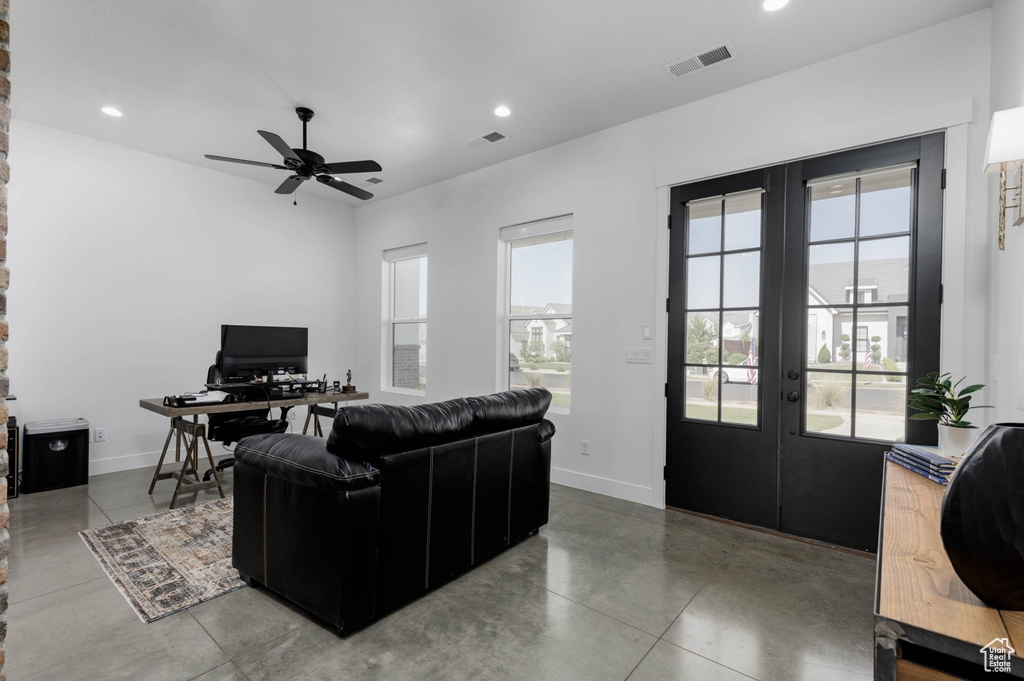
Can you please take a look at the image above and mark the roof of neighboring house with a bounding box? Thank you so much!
[808,258,908,305]
[544,303,573,314]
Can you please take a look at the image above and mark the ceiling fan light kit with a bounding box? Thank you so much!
[205,107,381,201]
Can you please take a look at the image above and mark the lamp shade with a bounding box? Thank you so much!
[985,106,1024,174]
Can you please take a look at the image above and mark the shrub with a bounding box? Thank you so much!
[811,378,850,410]
[883,357,903,382]
[556,366,565,372]
[529,364,538,370]
[838,334,851,361]
[728,352,747,365]
[525,372,544,388]
[817,344,832,364]
[702,377,718,402]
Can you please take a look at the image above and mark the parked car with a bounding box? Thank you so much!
[711,360,756,384]
[509,352,520,371]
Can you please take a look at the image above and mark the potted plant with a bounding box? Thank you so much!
[908,372,991,457]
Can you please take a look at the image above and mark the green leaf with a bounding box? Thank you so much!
[909,413,940,420]
[960,384,985,396]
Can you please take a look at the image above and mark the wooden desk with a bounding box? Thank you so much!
[139,391,368,508]
[876,461,1024,679]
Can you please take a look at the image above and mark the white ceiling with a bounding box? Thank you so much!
[15,0,991,205]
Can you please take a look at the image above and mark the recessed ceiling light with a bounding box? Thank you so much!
[758,0,790,11]
[494,105,512,117]
[100,106,123,117]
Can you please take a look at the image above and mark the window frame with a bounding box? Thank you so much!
[382,243,428,395]
[499,216,573,414]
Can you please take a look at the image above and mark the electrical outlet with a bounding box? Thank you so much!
[642,323,653,340]
[94,428,107,443]
[581,439,590,456]
[287,410,298,420]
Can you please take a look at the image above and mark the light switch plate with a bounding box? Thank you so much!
[642,323,653,340]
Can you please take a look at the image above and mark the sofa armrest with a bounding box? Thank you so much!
[538,419,556,444]
[235,433,379,492]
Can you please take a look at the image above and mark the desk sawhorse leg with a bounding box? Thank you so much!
[147,416,225,509]
[302,403,339,437]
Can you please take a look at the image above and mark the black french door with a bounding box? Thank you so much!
[666,135,943,551]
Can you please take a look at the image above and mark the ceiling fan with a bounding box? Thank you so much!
[204,107,382,201]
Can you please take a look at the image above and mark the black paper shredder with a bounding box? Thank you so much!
[22,418,89,493]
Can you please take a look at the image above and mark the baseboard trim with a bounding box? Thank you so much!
[550,467,656,507]
[89,450,163,476]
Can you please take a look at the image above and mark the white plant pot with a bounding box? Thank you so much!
[937,424,981,459]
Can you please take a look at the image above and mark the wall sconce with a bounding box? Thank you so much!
[985,106,1024,250]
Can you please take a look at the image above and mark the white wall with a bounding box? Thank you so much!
[8,120,356,473]
[987,0,1024,421]
[353,11,994,507]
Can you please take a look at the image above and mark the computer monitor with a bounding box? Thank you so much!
[218,325,308,382]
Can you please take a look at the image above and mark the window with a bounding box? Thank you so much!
[501,216,573,412]
[856,326,869,353]
[383,244,427,393]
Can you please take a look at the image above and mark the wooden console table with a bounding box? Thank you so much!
[139,391,369,508]
[876,461,1024,679]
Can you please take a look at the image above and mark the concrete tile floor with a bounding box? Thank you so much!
[6,462,876,681]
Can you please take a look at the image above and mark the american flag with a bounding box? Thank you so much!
[863,350,872,370]
[747,337,758,385]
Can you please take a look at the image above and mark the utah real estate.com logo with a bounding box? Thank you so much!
[981,638,1015,673]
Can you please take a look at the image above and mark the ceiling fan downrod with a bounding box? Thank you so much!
[296,107,314,151]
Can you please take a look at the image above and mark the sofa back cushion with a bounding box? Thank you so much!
[326,389,551,465]
[467,388,551,436]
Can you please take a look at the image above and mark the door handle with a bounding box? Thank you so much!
[786,392,800,402]
[787,370,800,380]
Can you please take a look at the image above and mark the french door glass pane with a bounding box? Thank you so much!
[686,256,721,309]
[806,372,851,436]
[685,312,721,365]
[809,178,856,242]
[688,200,722,255]
[808,242,854,306]
[723,252,760,308]
[860,167,912,237]
[724,193,761,250]
[392,322,426,390]
[858,236,909,304]
[853,305,909,369]
[855,383,907,442]
[722,310,758,366]
[684,366,718,422]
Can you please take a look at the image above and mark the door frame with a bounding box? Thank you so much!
[660,134,944,550]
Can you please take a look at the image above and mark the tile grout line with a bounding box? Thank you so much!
[621,638,660,681]
[656,637,762,681]
[8,575,109,608]
[185,608,243,679]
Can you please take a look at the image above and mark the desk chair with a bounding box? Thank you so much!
[202,356,290,482]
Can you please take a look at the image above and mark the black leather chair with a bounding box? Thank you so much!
[232,388,555,635]
[203,354,289,481]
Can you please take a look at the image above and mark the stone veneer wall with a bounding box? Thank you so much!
[0,0,10,676]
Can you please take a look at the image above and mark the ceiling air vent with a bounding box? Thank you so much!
[663,42,736,78]
[365,177,384,185]
[466,130,509,149]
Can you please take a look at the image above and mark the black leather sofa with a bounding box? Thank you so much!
[231,388,555,635]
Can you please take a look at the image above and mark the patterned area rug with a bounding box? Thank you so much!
[79,497,245,623]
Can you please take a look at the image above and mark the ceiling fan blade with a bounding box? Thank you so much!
[316,175,373,200]
[321,160,383,174]
[204,154,288,170]
[258,130,302,165]
[275,175,306,195]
